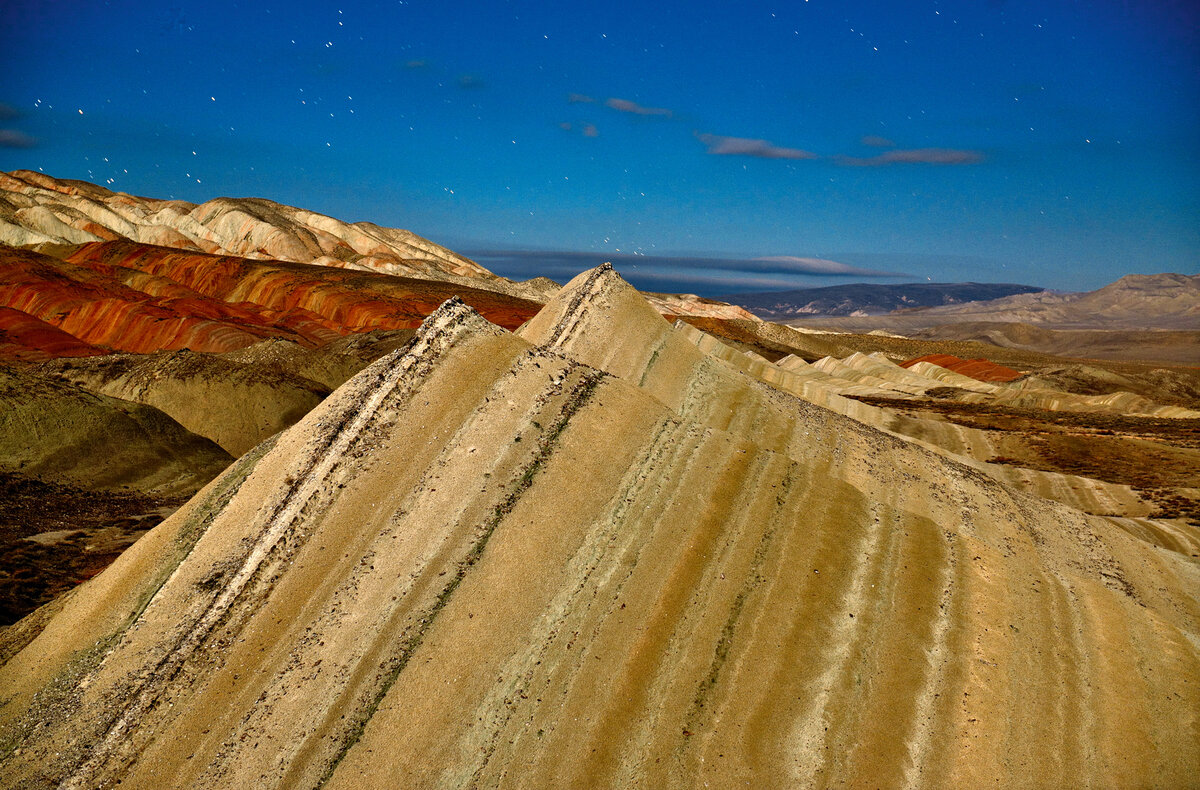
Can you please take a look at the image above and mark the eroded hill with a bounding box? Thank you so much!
[1,267,1195,789]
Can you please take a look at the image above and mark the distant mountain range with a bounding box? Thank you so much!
[723,282,1046,319]
[768,273,1200,364]
[787,273,1200,332]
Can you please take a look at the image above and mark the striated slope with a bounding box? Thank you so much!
[900,353,1022,382]
[0,307,106,363]
[519,267,1184,525]
[0,170,496,286]
[62,240,542,334]
[1,171,765,317]
[0,241,541,361]
[2,271,1195,788]
[0,245,339,355]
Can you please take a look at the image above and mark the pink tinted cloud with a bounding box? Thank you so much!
[559,121,599,138]
[837,147,983,166]
[860,134,896,148]
[0,129,36,148]
[697,133,817,160]
[605,97,673,117]
[753,256,901,276]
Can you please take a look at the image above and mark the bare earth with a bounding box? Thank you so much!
[0,266,1196,789]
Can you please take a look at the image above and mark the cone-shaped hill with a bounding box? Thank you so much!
[1,268,1197,788]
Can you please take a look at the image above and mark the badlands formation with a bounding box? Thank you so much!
[0,170,751,322]
[1,264,1197,789]
[780,273,1200,365]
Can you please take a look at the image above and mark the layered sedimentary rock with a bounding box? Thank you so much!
[0,242,541,361]
[1,267,1196,789]
[0,170,496,285]
[901,353,1022,383]
[519,269,1188,521]
[0,307,106,362]
[0,245,337,355]
[1,171,770,319]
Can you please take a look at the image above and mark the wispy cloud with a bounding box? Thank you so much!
[567,93,596,104]
[404,59,428,69]
[837,147,983,166]
[0,103,19,121]
[697,133,818,160]
[463,248,908,295]
[605,97,673,117]
[0,129,36,148]
[860,134,895,148]
[559,121,600,138]
[753,256,900,276]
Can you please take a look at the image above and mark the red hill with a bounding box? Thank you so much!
[900,353,1023,382]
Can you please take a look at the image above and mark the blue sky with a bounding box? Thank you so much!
[1,0,1197,294]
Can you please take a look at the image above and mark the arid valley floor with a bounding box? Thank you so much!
[0,171,1197,788]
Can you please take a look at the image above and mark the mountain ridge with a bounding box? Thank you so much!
[791,272,1199,331]
[724,281,1046,318]
[0,170,758,321]
[3,266,1194,788]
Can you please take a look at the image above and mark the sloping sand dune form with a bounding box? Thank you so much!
[0,365,231,495]
[1,285,1197,788]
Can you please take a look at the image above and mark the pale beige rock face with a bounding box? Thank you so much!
[0,170,495,282]
[0,170,763,313]
[0,270,1196,789]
